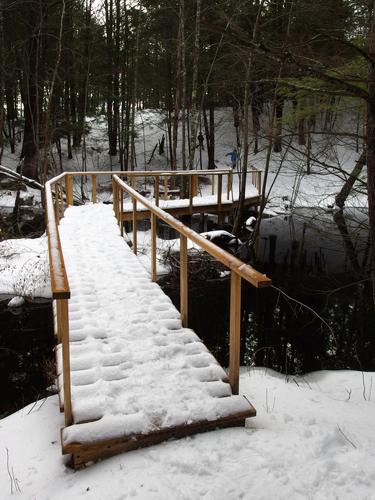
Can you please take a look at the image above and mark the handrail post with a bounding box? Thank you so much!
[164,175,168,201]
[212,174,215,195]
[155,176,159,207]
[227,172,233,200]
[66,175,73,206]
[120,188,124,236]
[192,174,198,197]
[112,179,115,217]
[54,184,59,221]
[92,174,97,203]
[229,272,241,395]
[258,170,262,193]
[151,212,157,281]
[132,198,137,254]
[217,174,222,210]
[180,234,188,327]
[59,298,73,426]
[189,175,193,214]
[58,181,64,219]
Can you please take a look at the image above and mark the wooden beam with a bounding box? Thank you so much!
[217,174,222,211]
[189,176,193,214]
[120,190,124,236]
[151,213,157,281]
[45,182,70,299]
[229,273,241,394]
[65,175,73,206]
[92,175,97,203]
[180,234,188,327]
[120,197,262,222]
[154,176,159,207]
[60,298,73,426]
[227,172,233,200]
[132,199,137,255]
[62,403,256,469]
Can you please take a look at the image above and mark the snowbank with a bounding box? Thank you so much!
[0,368,374,499]
[0,235,51,299]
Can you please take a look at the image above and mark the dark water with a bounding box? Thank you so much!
[0,300,54,417]
[159,208,375,375]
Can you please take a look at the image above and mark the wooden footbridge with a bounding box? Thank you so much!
[46,169,271,469]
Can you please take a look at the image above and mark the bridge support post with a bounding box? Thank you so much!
[154,176,159,206]
[132,199,137,254]
[92,175,97,203]
[151,213,157,281]
[229,273,241,395]
[217,174,222,211]
[65,175,74,206]
[180,234,188,327]
[59,298,73,426]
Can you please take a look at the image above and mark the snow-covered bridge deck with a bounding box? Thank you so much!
[45,171,271,468]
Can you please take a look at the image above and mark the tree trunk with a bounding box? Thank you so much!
[0,1,4,162]
[335,152,366,208]
[188,0,202,169]
[203,102,215,169]
[21,3,44,181]
[366,0,375,304]
[273,95,283,153]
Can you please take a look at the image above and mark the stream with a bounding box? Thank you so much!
[159,208,375,374]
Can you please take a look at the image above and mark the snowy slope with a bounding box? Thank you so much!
[1,368,374,499]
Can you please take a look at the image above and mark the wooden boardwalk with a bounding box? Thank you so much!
[46,171,271,469]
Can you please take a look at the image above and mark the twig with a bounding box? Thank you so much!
[271,284,336,345]
[337,425,357,449]
[6,448,21,494]
[6,448,13,495]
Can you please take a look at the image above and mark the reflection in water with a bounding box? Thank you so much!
[160,208,375,374]
[0,301,54,417]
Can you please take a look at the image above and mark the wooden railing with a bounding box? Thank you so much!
[48,168,261,216]
[45,174,72,426]
[45,168,268,427]
[113,174,271,394]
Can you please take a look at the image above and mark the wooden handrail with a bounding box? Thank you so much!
[45,175,72,426]
[45,180,70,299]
[113,175,270,288]
[113,175,271,394]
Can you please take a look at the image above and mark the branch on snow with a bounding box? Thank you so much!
[0,165,44,191]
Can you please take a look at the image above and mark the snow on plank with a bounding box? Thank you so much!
[57,203,255,467]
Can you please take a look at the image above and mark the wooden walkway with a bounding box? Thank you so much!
[46,171,271,469]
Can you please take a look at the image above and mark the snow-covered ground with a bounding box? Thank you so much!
[1,106,368,213]
[1,368,374,499]
[0,235,50,299]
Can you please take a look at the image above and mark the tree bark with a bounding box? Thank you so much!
[188,0,202,169]
[335,152,366,208]
[21,2,44,181]
[367,1,375,303]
